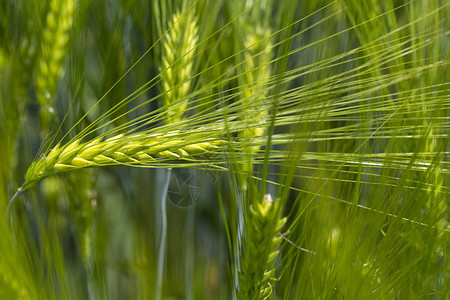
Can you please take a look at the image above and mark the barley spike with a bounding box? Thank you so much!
[36,0,75,131]
[238,193,286,300]
[160,11,198,124]
[21,131,226,192]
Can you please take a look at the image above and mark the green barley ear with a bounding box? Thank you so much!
[236,26,273,190]
[239,26,272,156]
[19,131,225,193]
[238,194,286,300]
[160,11,198,124]
[35,0,74,132]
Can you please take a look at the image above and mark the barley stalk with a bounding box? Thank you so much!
[238,194,286,300]
[19,131,226,193]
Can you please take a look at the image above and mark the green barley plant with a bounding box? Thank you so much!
[156,8,199,300]
[1,0,448,298]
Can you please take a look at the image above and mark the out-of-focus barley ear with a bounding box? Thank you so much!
[160,11,198,124]
[66,170,97,264]
[238,26,272,180]
[15,35,38,101]
[18,131,226,193]
[1,30,38,188]
[238,194,286,300]
[35,0,75,133]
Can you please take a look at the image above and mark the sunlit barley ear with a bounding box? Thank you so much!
[18,131,226,193]
[238,194,286,300]
[160,11,199,124]
[240,26,272,150]
[35,0,74,132]
[238,26,272,179]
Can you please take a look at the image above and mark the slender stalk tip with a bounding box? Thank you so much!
[8,184,27,208]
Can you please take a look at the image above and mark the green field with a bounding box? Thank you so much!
[0,0,448,299]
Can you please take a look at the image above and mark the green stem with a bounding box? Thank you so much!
[8,190,23,207]
[6,184,26,219]
[185,203,195,300]
[85,260,95,300]
[155,168,171,300]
